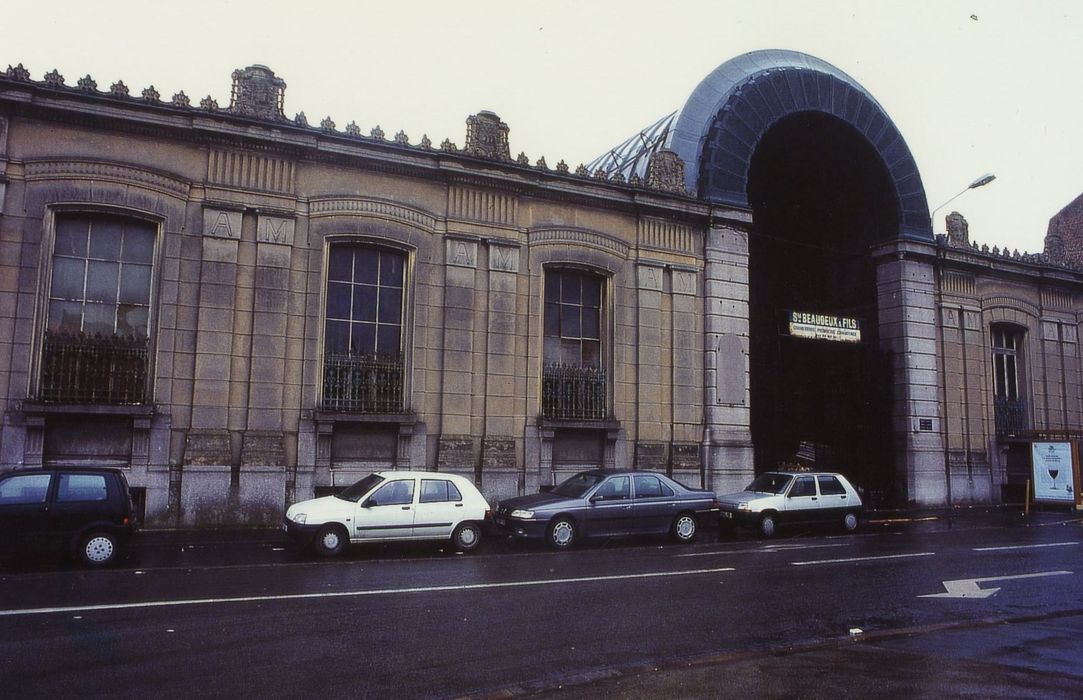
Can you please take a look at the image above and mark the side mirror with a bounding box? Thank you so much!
[589,495,603,504]
[539,484,554,494]
[362,499,375,508]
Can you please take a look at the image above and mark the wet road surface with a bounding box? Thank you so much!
[1,512,1081,698]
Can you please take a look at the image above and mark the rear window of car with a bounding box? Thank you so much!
[420,479,463,503]
[817,476,847,496]
[633,475,673,498]
[57,474,109,502]
[0,474,52,504]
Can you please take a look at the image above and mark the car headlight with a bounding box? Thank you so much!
[292,512,307,524]
[510,509,535,519]
[736,503,750,512]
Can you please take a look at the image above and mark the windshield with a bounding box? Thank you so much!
[337,474,385,502]
[552,472,605,499]
[745,473,793,495]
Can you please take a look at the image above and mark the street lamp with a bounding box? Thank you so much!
[930,173,996,233]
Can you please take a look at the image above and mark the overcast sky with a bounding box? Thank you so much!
[3,0,1081,254]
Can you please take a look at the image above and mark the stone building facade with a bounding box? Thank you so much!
[0,52,1080,526]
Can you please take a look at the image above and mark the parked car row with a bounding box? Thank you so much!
[283,468,864,557]
[0,466,864,566]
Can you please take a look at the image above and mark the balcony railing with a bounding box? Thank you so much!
[38,331,148,404]
[321,352,405,414]
[994,396,1028,438]
[542,363,608,420]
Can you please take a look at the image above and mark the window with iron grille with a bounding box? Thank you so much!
[321,243,406,413]
[542,269,608,419]
[992,323,1027,437]
[39,214,155,404]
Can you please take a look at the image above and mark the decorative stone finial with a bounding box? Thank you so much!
[945,211,969,247]
[535,156,548,170]
[575,164,588,177]
[629,174,642,187]
[5,64,30,81]
[345,121,361,136]
[370,125,385,140]
[142,85,160,102]
[611,172,625,184]
[77,75,97,92]
[556,160,569,174]
[394,130,409,145]
[44,69,65,87]
[230,65,286,120]
[464,111,511,160]
[646,149,686,193]
[516,152,529,165]
[320,116,336,133]
[293,111,308,126]
[420,134,432,150]
[440,138,458,152]
[110,80,130,97]
[172,91,191,107]
[201,96,219,111]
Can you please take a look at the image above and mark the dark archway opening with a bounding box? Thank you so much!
[747,111,897,505]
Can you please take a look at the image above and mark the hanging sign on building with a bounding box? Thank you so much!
[786,311,862,343]
[1031,442,1076,503]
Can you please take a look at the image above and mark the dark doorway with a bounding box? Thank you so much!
[746,112,897,505]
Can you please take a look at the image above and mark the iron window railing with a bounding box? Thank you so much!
[38,331,148,404]
[994,396,1028,438]
[542,363,608,420]
[321,352,405,414]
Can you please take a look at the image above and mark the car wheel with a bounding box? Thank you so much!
[452,522,482,552]
[759,513,777,538]
[313,524,348,557]
[79,531,118,567]
[671,512,697,543]
[547,516,577,550]
[843,511,860,533]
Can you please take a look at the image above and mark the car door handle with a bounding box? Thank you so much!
[455,503,463,507]
[401,506,411,511]
[811,497,818,501]
[841,495,847,499]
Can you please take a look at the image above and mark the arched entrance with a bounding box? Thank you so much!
[668,51,938,505]
[745,111,897,502]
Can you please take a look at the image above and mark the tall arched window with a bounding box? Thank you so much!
[991,323,1027,438]
[321,242,406,413]
[542,268,607,419]
[39,213,156,404]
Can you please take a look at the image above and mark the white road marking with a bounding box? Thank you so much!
[0,567,736,618]
[791,552,935,566]
[676,543,851,558]
[919,570,1073,599]
[972,542,1080,552]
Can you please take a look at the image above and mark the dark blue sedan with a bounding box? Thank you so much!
[492,470,719,549]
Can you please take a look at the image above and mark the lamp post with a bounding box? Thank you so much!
[930,173,996,234]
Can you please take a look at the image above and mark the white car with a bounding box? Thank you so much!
[717,471,863,537]
[284,471,490,555]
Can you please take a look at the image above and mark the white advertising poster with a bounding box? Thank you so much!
[1031,442,1076,502]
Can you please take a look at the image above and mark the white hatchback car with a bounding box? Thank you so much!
[717,471,863,537]
[284,471,490,556]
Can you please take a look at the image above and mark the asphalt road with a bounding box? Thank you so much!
[1,513,1082,698]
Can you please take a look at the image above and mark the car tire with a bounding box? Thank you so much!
[759,513,777,538]
[842,511,860,533]
[671,512,698,543]
[79,531,118,567]
[547,516,577,550]
[313,524,348,557]
[452,522,482,552]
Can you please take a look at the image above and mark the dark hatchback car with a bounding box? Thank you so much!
[0,467,138,566]
[493,469,719,549]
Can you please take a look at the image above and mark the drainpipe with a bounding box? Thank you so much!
[935,249,954,507]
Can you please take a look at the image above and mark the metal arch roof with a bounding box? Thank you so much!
[590,50,932,241]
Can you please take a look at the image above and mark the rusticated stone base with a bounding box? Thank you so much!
[437,435,475,471]
[481,437,516,470]
[635,441,667,471]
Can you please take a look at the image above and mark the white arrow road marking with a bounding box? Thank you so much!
[972,542,1080,552]
[919,570,1073,599]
